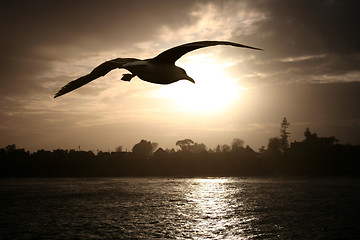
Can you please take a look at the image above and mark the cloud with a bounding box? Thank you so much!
[0,0,209,96]
[158,1,266,43]
[2,0,359,97]
[1,0,360,151]
[245,0,360,54]
[230,0,360,85]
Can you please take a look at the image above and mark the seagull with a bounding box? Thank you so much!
[54,40,262,98]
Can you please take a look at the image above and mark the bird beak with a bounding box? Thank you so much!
[186,76,195,84]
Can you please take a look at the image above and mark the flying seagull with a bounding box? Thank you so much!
[54,41,262,98]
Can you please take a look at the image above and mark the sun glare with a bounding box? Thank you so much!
[156,54,243,114]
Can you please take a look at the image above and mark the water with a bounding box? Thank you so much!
[1,177,359,239]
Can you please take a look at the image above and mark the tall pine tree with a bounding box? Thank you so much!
[280,117,290,151]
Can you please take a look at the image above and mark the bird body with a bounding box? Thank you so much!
[123,60,194,84]
[54,41,261,98]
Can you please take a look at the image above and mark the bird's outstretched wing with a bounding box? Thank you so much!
[54,58,139,98]
[151,40,262,64]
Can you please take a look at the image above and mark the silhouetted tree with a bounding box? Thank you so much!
[176,139,194,151]
[222,144,231,152]
[115,145,123,152]
[259,146,266,153]
[175,139,207,153]
[244,145,255,153]
[151,142,159,152]
[263,137,285,173]
[267,137,282,155]
[280,117,290,152]
[5,144,16,153]
[191,142,207,153]
[214,144,231,153]
[1,125,359,177]
[214,145,221,153]
[132,140,156,159]
[303,128,338,148]
[304,127,317,142]
[165,148,176,154]
[231,138,244,152]
[153,148,166,157]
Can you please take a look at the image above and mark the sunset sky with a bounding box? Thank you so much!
[1,0,359,152]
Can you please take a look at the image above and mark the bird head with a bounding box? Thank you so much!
[178,67,195,84]
[185,75,195,84]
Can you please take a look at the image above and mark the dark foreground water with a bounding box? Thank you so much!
[1,177,359,239]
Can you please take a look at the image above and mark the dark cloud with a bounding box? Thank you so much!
[244,0,360,56]
[225,0,360,87]
[1,0,360,150]
[0,0,206,96]
[2,0,358,96]
[0,0,202,53]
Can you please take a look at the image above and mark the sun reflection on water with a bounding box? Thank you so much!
[191,178,230,216]
[182,178,249,239]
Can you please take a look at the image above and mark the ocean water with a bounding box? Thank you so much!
[0,177,359,239]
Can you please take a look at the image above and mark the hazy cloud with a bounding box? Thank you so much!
[239,0,360,85]
[1,0,359,151]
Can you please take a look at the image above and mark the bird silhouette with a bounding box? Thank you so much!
[54,41,262,98]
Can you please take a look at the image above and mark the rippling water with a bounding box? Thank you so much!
[1,177,359,239]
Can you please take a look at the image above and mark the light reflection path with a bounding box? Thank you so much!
[3,178,357,239]
[180,178,248,239]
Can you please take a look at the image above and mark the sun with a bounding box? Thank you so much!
[156,54,243,114]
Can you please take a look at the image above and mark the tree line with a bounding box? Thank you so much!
[1,119,359,177]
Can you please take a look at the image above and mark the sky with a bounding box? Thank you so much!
[1,0,359,152]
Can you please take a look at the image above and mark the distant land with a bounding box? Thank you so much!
[1,127,359,177]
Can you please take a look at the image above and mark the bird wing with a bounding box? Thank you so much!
[54,58,139,98]
[151,40,262,64]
